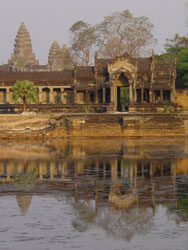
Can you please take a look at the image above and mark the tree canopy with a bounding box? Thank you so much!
[95,10,155,58]
[12,80,38,112]
[70,21,96,66]
[69,10,155,65]
[156,34,188,89]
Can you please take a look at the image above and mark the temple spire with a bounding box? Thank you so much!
[8,22,39,70]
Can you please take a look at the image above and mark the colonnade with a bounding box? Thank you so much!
[0,158,177,182]
[0,86,111,105]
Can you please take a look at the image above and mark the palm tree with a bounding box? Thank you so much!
[12,80,38,112]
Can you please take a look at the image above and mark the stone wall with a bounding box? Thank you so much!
[176,89,188,110]
[0,113,187,139]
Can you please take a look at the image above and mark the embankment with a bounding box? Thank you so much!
[0,113,188,139]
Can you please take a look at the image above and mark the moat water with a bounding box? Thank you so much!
[0,139,187,250]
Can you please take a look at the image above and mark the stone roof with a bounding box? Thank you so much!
[75,66,95,83]
[0,71,74,85]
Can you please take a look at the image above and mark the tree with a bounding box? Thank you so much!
[157,34,188,88]
[50,44,73,71]
[164,34,188,56]
[15,59,25,71]
[95,10,156,58]
[12,80,38,112]
[70,21,96,65]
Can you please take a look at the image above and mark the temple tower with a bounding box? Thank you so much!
[61,44,73,70]
[48,41,72,71]
[48,40,61,71]
[8,22,39,70]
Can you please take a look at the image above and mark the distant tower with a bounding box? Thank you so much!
[48,41,73,71]
[61,44,73,70]
[8,22,39,71]
[16,194,32,216]
[48,40,61,71]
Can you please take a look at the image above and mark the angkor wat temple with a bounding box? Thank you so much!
[0,23,177,113]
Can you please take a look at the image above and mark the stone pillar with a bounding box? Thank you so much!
[49,88,53,104]
[134,88,137,103]
[7,164,10,181]
[129,84,133,104]
[85,91,89,104]
[170,87,175,103]
[38,88,42,104]
[95,89,99,104]
[149,89,153,103]
[130,165,134,184]
[61,88,65,104]
[103,163,106,179]
[110,83,114,103]
[141,88,144,103]
[6,88,10,104]
[103,87,106,103]
[160,90,163,102]
[111,160,118,180]
[62,162,68,180]
[50,162,54,180]
[39,163,43,180]
[74,89,77,104]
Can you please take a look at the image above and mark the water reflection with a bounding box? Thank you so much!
[0,139,187,249]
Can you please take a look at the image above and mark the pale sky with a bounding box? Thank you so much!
[0,0,187,64]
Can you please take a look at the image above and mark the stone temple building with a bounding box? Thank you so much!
[0,23,177,113]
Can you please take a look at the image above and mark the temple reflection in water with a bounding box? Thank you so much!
[0,139,187,231]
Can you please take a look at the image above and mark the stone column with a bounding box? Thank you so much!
[111,160,118,180]
[50,162,54,180]
[7,163,11,181]
[141,88,144,103]
[110,83,114,103]
[134,88,137,103]
[103,87,106,103]
[74,89,77,104]
[103,162,106,179]
[149,89,153,103]
[49,88,54,104]
[61,88,65,104]
[85,91,89,104]
[62,162,68,180]
[39,163,43,180]
[95,89,99,104]
[160,90,163,102]
[38,88,42,104]
[170,87,175,103]
[6,88,10,104]
[129,84,133,104]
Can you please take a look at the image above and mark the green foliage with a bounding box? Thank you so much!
[158,34,188,88]
[12,80,38,111]
[83,106,93,113]
[164,105,174,113]
[13,167,38,190]
[16,59,25,71]
[120,87,129,106]
[55,93,62,104]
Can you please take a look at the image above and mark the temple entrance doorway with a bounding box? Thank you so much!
[116,73,130,112]
[117,86,129,112]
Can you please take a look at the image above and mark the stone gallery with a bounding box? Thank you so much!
[0,23,177,113]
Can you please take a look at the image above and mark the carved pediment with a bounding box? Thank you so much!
[116,52,134,61]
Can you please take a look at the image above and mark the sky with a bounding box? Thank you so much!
[0,0,187,64]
